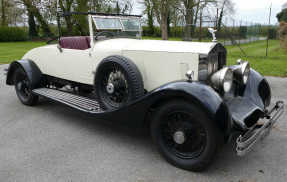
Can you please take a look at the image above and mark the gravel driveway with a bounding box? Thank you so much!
[0,64,286,182]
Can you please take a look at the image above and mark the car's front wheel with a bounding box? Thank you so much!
[94,55,144,110]
[14,67,38,106]
[151,101,221,171]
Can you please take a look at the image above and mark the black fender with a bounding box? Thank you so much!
[91,81,233,143]
[6,59,43,89]
[237,68,271,109]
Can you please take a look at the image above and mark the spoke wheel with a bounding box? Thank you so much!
[101,68,129,107]
[162,111,207,159]
[14,67,38,106]
[151,101,221,171]
[94,55,144,109]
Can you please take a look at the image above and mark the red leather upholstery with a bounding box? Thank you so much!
[60,36,90,50]
[86,36,91,48]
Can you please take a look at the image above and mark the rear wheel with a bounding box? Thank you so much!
[151,101,221,171]
[14,67,38,106]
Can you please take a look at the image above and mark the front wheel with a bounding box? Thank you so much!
[14,67,38,106]
[151,101,221,171]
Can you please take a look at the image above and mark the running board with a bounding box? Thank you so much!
[32,88,102,112]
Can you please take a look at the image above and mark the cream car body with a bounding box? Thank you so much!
[23,37,215,92]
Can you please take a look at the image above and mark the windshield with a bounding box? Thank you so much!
[92,15,142,39]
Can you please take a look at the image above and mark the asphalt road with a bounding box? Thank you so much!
[0,64,286,182]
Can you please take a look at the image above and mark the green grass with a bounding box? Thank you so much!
[0,41,47,64]
[225,40,287,77]
[0,39,286,77]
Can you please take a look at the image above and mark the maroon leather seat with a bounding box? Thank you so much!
[60,36,90,50]
[86,36,91,48]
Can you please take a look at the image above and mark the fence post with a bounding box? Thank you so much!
[199,10,202,42]
[245,21,247,43]
[224,17,227,46]
[253,24,257,42]
[250,22,252,43]
[239,20,242,45]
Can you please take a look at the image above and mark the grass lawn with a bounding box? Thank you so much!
[226,40,287,77]
[0,39,286,77]
[0,41,47,64]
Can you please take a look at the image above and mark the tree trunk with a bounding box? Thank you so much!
[23,0,38,37]
[1,0,6,26]
[34,8,53,37]
[161,22,168,40]
[27,8,37,37]
[59,0,74,36]
[183,0,194,39]
[151,0,170,40]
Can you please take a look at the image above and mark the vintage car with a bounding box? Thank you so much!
[5,12,284,171]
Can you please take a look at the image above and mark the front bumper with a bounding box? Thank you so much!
[236,101,284,156]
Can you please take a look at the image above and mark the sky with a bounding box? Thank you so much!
[132,0,286,25]
[232,0,286,25]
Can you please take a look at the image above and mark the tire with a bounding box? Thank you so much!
[14,67,38,106]
[94,55,144,109]
[151,101,221,171]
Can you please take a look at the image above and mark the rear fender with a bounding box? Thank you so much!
[6,59,43,89]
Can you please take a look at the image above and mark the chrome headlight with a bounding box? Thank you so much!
[232,60,250,85]
[211,67,233,93]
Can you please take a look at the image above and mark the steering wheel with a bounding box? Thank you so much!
[94,31,114,41]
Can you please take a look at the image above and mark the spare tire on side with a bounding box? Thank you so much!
[94,55,144,110]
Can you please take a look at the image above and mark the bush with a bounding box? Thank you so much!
[0,27,27,42]
[238,26,247,38]
[268,27,278,39]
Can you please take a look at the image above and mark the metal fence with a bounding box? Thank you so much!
[182,15,266,45]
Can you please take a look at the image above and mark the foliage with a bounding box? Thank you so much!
[238,26,247,38]
[277,21,287,54]
[0,27,26,42]
[276,8,287,22]
[268,27,278,39]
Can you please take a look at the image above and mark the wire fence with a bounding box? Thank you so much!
[182,15,269,45]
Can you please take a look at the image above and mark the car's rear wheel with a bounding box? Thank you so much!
[14,67,38,106]
[151,101,221,171]
[94,55,144,109]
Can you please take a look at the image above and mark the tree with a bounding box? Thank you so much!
[176,0,214,39]
[0,0,12,26]
[74,0,89,35]
[22,0,37,37]
[216,0,235,32]
[1,0,5,26]
[20,0,53,37]
[277,8,287,22]
[58,0,75,36]
[140,0,155,36]
[278,21,287,54]
[112,0,133,14]
[151,0,171,40]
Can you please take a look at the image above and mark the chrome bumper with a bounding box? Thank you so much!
[236,101,284,156]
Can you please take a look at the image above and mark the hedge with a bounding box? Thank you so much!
[0,27,27,42]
